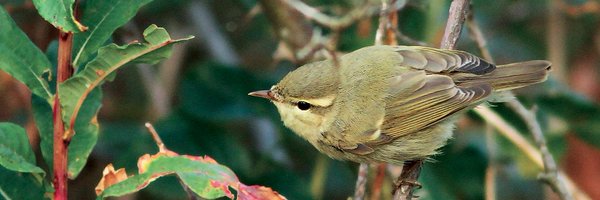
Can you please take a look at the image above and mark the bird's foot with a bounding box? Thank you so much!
[392,179,422,195]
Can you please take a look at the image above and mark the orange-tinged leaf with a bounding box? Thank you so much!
[137,149,178,173]
[237,184,287,200]
[95,164,129,195]
[99,150,285,199]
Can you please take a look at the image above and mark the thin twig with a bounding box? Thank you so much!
[506,102,573,200]
[374,0,390,45]
[467,12,574,200]
[393,160,423,200]
[144,122,197,200]
[394,29,430,46]
[484,125,497,200]
[440,0,471,50]
[144,122,167,152]
[466,13,493,62]
[474,107,588,199]
[354,163,369,200]
[375,0,403,45]
[369,164,387,200]
[476,107,544,165]
[284,0,382,31]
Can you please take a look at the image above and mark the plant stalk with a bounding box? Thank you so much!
[53,30,74,200]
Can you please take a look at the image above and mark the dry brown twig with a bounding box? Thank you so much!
[466,13,576,200]
[144,123,198,200]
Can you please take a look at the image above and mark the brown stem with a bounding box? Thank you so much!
[369,163,387,200]
[440,0,471,50]
[53,30,74,200]
[384,1,398,46]
[375,0,400,45]
[52,2,80,199]
[393,160,424,200]
[145,122,167,152]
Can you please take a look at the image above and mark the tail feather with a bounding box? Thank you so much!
[452,60,551,91]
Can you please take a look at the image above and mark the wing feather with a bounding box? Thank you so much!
[394,46,496,74]
[381,75,492,138]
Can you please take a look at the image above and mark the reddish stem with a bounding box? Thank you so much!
[369,163,387,200]
[53,30,74,200]
[384,0,398,46]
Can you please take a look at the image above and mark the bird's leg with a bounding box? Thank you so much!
[393,159,424,200]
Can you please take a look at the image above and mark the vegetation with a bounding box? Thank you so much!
[1,0,599,199]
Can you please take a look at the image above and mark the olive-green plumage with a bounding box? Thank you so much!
[250,45,551,165]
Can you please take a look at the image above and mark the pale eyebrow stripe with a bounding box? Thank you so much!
[302,95,336,107]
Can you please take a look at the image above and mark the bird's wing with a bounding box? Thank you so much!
[380,72,491,138]
[393,46,496,74]
[334,47,496,155]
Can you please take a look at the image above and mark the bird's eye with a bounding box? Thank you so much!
[297,101,311,111]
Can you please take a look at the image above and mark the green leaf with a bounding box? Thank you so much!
[0,7,52,100]
[0,167,47,200]
[0,123,44,174]
[67,88,102,178]
[98,152,284,199]
[31,94,54,172]
[99,154,238,199]
[60,25,192,131]
[32,0,86,32]
[31,86,103,179]
[72,0,154,67]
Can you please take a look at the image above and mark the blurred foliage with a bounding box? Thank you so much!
[1,0,600,199]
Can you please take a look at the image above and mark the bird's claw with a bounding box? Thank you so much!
[392,180,422,195]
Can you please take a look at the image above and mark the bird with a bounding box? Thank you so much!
[249,45,551,165]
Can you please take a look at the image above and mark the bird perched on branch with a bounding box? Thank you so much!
[250,45,551,165]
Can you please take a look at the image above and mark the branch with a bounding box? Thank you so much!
[466,13,575,200]
[284,0,382,31]
[144,122,198,200]
[393,160,424,200]
[506,102,573,200]
[393,1,471,200]
[353,163,368,200]
[369,164,387,200]
[53,0,79,197]
[484,126,498,200]
[375,0,402,45]
[440,0,471,49]
[474,106,588,199]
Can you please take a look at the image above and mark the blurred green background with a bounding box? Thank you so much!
[1,0,600,199]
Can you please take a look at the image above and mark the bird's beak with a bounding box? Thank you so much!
[248,90,274,100]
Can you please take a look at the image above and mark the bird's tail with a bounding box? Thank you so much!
[453,60,552,91]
